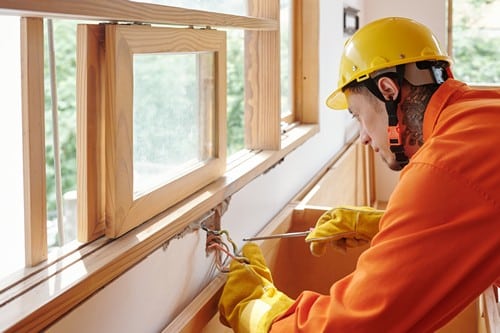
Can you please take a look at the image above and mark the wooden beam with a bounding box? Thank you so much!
[0,0,277,30]
[21,17,47,266]
[293,0,319,124]
[244,0,281,150]
[76,24,106,242]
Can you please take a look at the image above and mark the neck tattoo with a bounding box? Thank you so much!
[400,85,433,149]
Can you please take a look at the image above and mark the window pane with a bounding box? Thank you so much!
[280,0,292,118]
[452,0,500,85]
[133,52,216,197]
[130,0,247,16]
[0,16,25,279]
[44,19,78,249]
[226,29,245,156]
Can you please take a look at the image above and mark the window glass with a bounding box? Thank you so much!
[130,0,247,16]
[133,52,216,197]
[0,16,25,279]
[280,0,292,118]
[44,19,78,249]
[451,0,500,85]
[226,29,245,156]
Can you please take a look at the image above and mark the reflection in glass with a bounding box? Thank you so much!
[133,52,215,197]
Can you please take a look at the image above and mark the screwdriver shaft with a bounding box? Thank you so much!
[243,230,310,241]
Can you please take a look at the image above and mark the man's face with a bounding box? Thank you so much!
[346,89,402,171]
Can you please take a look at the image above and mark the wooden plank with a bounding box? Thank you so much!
[446,0,453,56]
[21,17,47,266]
[364,144,376,206]
[293,0,319,124]
[483,286,500,333]
[244,0,281,150]
[290,137,356,202]
[299,143,366,207]
[76,24,106,242]
[436,298,480,333]
[0,0,277,30]
[356,142,366,205]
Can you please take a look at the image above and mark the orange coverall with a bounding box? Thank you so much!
[271,80,500,332]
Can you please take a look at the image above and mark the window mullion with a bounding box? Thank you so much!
[20,17,48,266]
[293,0,319,124]
[245,0,281,150]
[76,24,106,242]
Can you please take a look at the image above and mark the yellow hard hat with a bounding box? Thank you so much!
[326,17,452,110]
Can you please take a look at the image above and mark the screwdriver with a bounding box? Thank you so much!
[243,230,311,241]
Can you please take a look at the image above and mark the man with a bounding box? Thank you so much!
[219,17,500,332]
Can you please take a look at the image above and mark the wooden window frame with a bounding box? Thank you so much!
[245,0,319,150]
[77,23,106,242]
[21,17,48,266]
[281,0,319,126]
[102,24,227,238]
[292,0,319,124]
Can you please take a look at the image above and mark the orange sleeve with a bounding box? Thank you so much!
[270,162,500,332]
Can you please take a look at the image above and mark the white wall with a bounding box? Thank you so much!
[47,1,447,331]
[363,0,447,45]
[0,17,25,279]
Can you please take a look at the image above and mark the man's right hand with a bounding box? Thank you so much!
[305,206,384,256]
[218,243,294,333]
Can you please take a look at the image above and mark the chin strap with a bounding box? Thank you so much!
[385,98,409,168]
[363,65,409,169]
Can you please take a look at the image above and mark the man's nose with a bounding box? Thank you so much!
[359,127,371,145]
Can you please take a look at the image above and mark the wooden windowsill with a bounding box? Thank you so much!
[0,123,318,333]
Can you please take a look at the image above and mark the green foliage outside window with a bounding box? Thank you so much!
[452,0,500,84]
[44,20,77,215]
[226,30,245,155]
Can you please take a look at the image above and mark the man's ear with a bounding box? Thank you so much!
[377,77,399,101]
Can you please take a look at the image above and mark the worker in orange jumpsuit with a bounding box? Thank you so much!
[218,17,500,332]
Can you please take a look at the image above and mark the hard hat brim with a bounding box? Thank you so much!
[326,89,348,110]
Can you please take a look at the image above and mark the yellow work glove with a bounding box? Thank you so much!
[305,206,384,256]
[218,242,294,333]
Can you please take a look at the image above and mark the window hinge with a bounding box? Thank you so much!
[187,25,215,30]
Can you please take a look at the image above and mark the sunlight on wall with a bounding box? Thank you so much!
[0,16,25,279]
